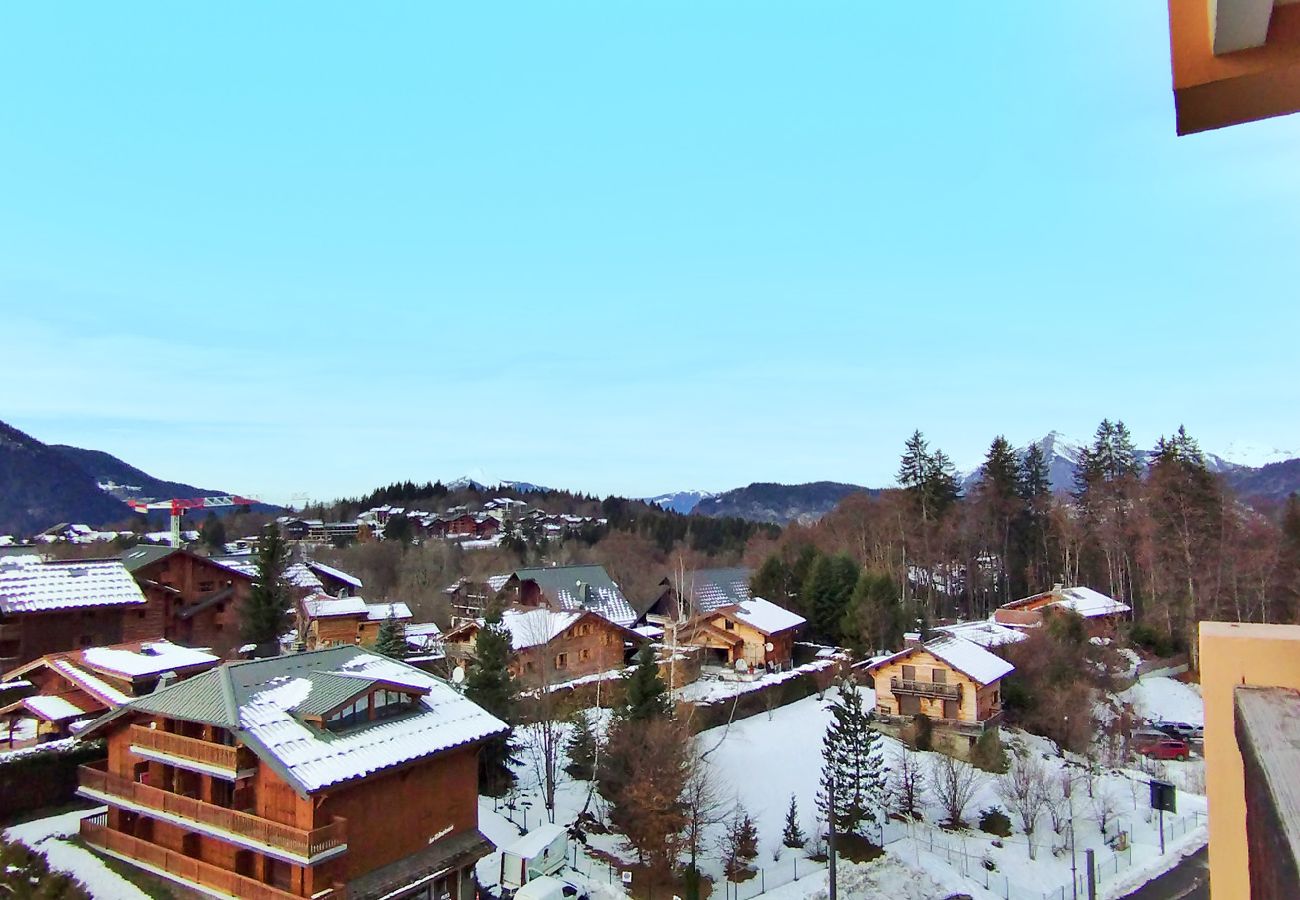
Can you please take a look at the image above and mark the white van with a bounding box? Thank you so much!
[512,875,585,900]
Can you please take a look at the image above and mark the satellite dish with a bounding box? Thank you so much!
[452,665,466,685]
[765,642,774,652]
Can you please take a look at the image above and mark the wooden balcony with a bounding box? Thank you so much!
[128,725,253,776]
[81,813,346,900]
[890,677,960,700]
[876,709,1003,736]
[78,764,346,862]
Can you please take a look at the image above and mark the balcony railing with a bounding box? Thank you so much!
[129,725,252,774]
[78,764,346,861]
[890,677,961,700]
[80,814,345,900]
[876,709,1003,735]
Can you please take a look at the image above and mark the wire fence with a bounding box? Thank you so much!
[717,855,828,900]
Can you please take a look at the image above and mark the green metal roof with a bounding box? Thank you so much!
[119,545,178,573]
[291,672,376,718]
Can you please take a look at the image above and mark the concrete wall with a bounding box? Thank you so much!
[1200,621,1300,900]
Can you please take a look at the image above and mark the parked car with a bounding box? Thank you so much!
[1136,734,1191,760]
[1154,720,1199,740]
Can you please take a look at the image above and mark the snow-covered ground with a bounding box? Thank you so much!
[487,676,1208,900]
[1116,676,1203,726]
[4,806,151,900]
[674,658,839,705]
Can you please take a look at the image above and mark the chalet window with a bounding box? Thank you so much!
[579,649,590,662]
[931,669,946,684]
[724,620,735,631]
[901,664,916,680]
[556,653,569,670]
[199,581,214,592]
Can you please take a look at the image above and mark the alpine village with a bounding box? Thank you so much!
[4,415,1300,900]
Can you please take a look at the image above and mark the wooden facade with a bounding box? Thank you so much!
[868,647,1005,730]
[681,604,801,671]
[129,550,255,659]
[444,608,637,688]
[80,693,490,899]
[0,607,155,672]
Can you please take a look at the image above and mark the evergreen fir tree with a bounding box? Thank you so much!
[1017,442,1051,501]
[817,677,885,837]
[241,525,291,647]
[802,554,859,644]
[979,436,1020,502]
[373,609,408,659]
[199,514,226,553]
[787,545,821,612]
[782,794,807,848]
[751,555,792,608]
[564,709,599,780]
[464,601,520,794]
[620,643,669,721]
[841,570,904,654]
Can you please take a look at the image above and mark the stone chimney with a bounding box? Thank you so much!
[903,632,922,649]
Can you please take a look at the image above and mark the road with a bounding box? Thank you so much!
[1117,846,1209,900]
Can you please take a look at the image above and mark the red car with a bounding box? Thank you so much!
[1135,735,1191,760]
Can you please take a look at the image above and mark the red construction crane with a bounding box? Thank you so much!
[127,495,259,548]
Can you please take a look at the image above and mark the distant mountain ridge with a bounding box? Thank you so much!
[694,481,876,525]
[644,490,718,515]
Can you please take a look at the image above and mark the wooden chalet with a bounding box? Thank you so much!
[443,607,641,687]
[679,596,806,671]
[76,647,507,900]
[0,556,155,670]
[992,583,1131,636]
[504,564,638,629]
[443,575,510,628]
[1,640,219,743]
[645,567,753,624]
[297,596,414,652]
[866,635,1014,737]
[123,547,256,660]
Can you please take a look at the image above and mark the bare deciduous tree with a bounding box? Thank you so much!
[996,754,1051,858]
[888,746,927,820]
[929,754,983,828]
[1091,784,1120,838]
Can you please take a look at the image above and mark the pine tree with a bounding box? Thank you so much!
[817,677,885,837]
[241,525,291,648]
[464,602,520,794]
[782,794,806,848]
[751,555,792,608]
[373,609,408,659]
[199,514,226,553]
[841,570,904,654]
[564,709,599,780]
[1017,442,1051,501]
[802,554,858,645]
[620,643,669,721]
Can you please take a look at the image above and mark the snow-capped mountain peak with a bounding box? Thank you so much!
[643,489,718,515]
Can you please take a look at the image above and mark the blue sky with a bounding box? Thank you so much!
[3,2,1299,505]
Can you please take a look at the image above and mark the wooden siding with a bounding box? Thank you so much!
[870,649,1003,725]
[132,553,253,659]
[697,613,795,668]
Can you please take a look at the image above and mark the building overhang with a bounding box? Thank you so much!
[1169,0,1300,133]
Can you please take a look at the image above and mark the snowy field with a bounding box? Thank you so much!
[4,806,151,900]
[1116,677,1203,727]
[486,679,1208,900]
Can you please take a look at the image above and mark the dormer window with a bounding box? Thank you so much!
[323,686,421,731]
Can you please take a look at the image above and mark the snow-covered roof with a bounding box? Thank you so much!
[724,597,806,635]
[49,658,131,706]
[405,623,443,638]
[80,641,219,678]
[214,559,324,591]
[1055,586,1131,618]
[921,637,1014,685]
[88,647,508,795]
[868,636,1015,686]
[307,560,363,589]
[513,565,637,628]
[23,694,88,722]
[301,593,368,618]
[487,574,511,593]
[932,620,1028,649]
[683,567,753,613]
[503,823,567,859]
[365,602,412,622]
[0,557,147,614]
[501,608,584,651]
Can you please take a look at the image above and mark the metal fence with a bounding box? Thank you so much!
[717,855,828,900]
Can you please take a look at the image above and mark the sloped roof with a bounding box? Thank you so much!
[867,636,1015,686]
[364,602,412,622]
[501,608,583,651]
[932,620,1028,649]
[80,641,219,678]
[120,545,178,573]
[512,565,636,628]
[301,593,368,619]
[721,596,805,635]
[1056,586,1131,618]
[0,557,147,614]
[82,647,508,795]
[307,561,363,590]
[684,567,753,613]
[213,558,324,592]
